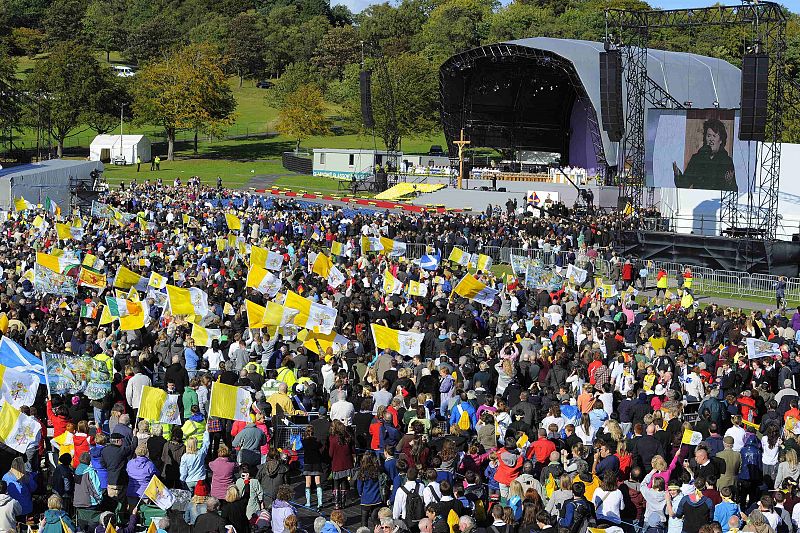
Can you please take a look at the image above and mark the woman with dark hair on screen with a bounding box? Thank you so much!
[673,118,737,192]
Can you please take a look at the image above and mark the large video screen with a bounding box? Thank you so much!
[646,108,756,192]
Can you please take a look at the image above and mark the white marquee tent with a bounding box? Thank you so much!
[89,134,151,165]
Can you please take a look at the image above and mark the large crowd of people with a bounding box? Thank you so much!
[0,177,796,533]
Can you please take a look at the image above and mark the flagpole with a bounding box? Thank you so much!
[41,352,51,401]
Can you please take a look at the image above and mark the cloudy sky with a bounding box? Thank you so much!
[334,0,794,14]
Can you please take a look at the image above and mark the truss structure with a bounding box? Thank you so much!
[606,2,787,239]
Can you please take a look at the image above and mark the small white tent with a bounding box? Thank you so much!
[89,135,151,165]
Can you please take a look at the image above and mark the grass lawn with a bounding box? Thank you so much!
[271,175,360,195]
[102,158,287,188]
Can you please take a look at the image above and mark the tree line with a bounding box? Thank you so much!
[0,0,798,158]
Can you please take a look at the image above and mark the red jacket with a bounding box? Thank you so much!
[72,433,93,468]
[495,447,523,486]
[530,437,556,464]
[46,400,70,438]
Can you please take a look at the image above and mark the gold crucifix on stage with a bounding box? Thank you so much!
[454,128,470,190]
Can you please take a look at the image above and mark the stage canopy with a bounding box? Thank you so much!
[439,37,741,175]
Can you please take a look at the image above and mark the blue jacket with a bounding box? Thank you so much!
[180,430,210,483]
[90,444,108,489]
[449,401,477,429]
[2,471,35,515]
[357,478,383,505]
[714,501,741,532]
[739,433,763,482]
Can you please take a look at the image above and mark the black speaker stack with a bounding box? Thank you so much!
[599,50,624,142]
[739,53,769,142]
[359,70,375,129]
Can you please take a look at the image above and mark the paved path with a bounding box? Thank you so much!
[246,173,290,190]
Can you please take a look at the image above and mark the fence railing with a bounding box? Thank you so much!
[404,243,797,304]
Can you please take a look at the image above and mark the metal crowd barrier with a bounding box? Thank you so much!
[404,242,799,304]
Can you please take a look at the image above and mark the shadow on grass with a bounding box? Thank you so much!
[146,138,296,162]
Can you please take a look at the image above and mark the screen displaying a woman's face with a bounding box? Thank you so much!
[705,128,723,153]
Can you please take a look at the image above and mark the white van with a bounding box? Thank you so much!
[112,65,136,77]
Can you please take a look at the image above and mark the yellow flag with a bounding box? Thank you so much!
[331,241,345,256]
[251,245,268,268]
[209,382,252,422]
[146,521,156,533]
[106,518,118,533]
[138,386,167,422]
[14,198,29,212]
[31,215,43,228]
[312,253,333,278]
[36,252,62,273]
[245,299,267,329]
[225,213,241,230]
[216,238,227,251]
[113,265,143,289]
[448,246,470,266]
[82,253,97,267]
[119,302,146,331]
[99,305,115,325]
[166,285,193,315]
[0,313,8,334]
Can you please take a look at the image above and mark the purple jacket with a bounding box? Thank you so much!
[126,456,157,497]
[792,312,800,332]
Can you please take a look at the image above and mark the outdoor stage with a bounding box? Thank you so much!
[409,180,622,212]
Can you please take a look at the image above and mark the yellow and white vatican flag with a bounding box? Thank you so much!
[245,299,268,329]
[330,240,351,257]
[327,265,345,288]
[380,237,407,257]
[360,235,384,253]
[143,475,176,510]
[246,265,281,297]
[566,264,588,285]
[0,364,39,408]
[300,330,350,356]
[448,246,470,266]
[251,245,283,271]
[284,291,337,334]
[312,253,333,278]
[0,403,40,453]
[469,253,493,272]
[138,386,181,426]
[371,324,425,356]
[453,274,499,306]
[55,222,83,241]
[382,269,403,295]
[191,323,222,348]
[209,381,253,422]
[408,280,428,297]
[148,272,167,289]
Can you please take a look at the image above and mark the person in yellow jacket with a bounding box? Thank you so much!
[93,352,114,378]
[682,267,693,291]
[244,361,264,377]
[276,361,297,389]
[656,268,669,298]
[680,289,694,309]
[181,404,206,446]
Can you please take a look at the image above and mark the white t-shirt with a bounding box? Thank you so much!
[593,488,625,523]
[762,436,782,465]
[724,426,746,452]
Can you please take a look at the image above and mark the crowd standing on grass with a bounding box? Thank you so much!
[0,178,797,533]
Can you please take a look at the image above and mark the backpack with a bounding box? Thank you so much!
[562,498,595,533]
[545,473,556,499]
[401,484,425,526]
[457,405,471,430]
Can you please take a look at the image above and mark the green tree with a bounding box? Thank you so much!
[417,0,495,61]
[334,53,438,148]
[0,46,20,137]
[275,84,330,151]
[124,17,181,64]
[43,0,87,47]
[132,43,236,160]
[225,13,266,87]
[10,27,46,58]
[26,42,116,157]
[265,62,319,108]
[83,0,128,62]
[487,3,553,42]
[312,25,361,81]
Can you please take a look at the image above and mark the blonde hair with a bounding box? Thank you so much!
[651,455,667,471]
[47,494,63,510]
[185,437,198,454]
[786,449,798,468]
[225,485,240,503]
[135,444,148,457]
[285,514,298,533]
[508,480,524,500]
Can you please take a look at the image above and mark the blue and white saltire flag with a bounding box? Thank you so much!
[420,249,441,271]
[0,337,45,383]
